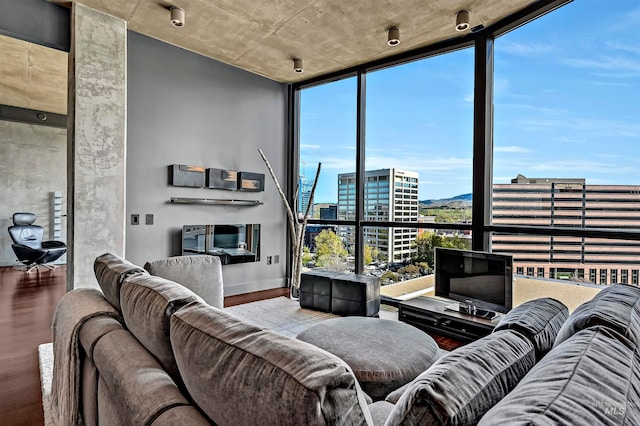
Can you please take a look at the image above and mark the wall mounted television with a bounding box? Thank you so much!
[182,224,260,265]
[435,247,513,316]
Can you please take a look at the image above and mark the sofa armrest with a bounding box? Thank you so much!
[79,316,125,360]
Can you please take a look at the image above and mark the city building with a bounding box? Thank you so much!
[298,175,313,217]
[337,169,419,262]
[319,205,338,220]
[493,175,640,285]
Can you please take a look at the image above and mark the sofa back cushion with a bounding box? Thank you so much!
[385,330,535,426]
[92,328,198,425]
[144,255,224,308]
[479,326,640,425]
[494,297,568,360]
[120,274,198,379]
[554,284,640,347]
[170,302,372,426]
[94,253,147,310]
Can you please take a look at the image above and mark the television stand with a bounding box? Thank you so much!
[398,297,503,343]
[445,302,498,320]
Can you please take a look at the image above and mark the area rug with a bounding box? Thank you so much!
[38,342,56,426]
[225,296,337,337]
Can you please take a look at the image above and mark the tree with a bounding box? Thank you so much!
[381,270,399,283]
[318,255,349,272]
[301,246,313,266]
[364,245,378,265]
[411,231,470,268]
[314,229,347,268]
[398,264,420,277]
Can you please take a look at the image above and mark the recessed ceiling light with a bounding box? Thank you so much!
[455,10,470,32]
[170,7,185,27]
[387,27,400,46]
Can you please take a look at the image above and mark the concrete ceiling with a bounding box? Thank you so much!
[52,0,537,83]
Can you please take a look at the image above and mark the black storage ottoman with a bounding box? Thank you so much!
[331,274,381,317]
[300,270,336,312]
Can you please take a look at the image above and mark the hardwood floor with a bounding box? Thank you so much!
[0,265,66,426]
[224,287,289,307]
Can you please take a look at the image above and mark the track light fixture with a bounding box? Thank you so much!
[293,58,304,73]
[170,7,185,27]
[455,10,470,32]
[387,27,400,46]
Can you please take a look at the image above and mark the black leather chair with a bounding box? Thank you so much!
[8,212,67,272]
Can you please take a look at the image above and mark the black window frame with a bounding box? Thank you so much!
[287,0,640,276]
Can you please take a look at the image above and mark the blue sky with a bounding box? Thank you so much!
[300,0,639,203]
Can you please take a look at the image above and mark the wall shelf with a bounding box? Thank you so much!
[170,197,263,206]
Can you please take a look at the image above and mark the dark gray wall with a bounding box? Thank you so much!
[126,31,288,296]
[0,0,69,51]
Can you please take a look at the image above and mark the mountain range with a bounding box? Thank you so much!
[419,193,472,207]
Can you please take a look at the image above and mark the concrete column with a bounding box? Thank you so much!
[67,4,126,289]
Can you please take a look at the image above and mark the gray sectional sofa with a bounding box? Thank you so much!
[51,253,640,425]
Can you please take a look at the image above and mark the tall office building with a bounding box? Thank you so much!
[492,174,640,285]
[337,169,419,262]
[298,175,313,216]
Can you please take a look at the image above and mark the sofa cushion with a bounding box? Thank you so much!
[120,274,199,379]
[78,316,125,360]
[554,284,640,347]
[385,330,535,426]
[92,329,193,426]
[94,252,147,310]
[170,302,372,426]
[385,382,411,405]
[150,406,211,425]
[494,297,568,360]
[479,326,640,425]
[368,401,395,425]
[144,255,224,308]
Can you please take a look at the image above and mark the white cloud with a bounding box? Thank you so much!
[494,145,531,153]
[591,80,634,87]
[562,56,640,75]
[500,41,554,57]
[495,103,566,115]
[608,42,640,56]
[507,159,636,176]
[300,144,321,150]
[464,94,474,103]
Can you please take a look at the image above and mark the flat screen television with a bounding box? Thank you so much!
[182,224,260,264]
[435,247,513,315]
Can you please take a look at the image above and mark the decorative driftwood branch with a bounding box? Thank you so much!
[258,148,322,290]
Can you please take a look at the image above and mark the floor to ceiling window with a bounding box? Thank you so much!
[299,77,356,272]
[294,0,639,291]
[365,50,474,264]
[492,0,640,284]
